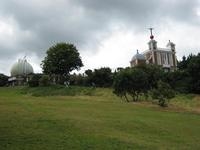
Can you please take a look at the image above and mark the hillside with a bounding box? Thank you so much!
[0,87,200,150]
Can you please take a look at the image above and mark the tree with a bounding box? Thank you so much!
[28,74,42,87]
[39,75,50,86]
[0,74,8,86]
[84,69,93,86]
[163,70,189,93]
[187,53,200,93]
[69,73,84,86]
[84,68,113,87]
[136,64,164,90]
[178,54,194,70]
[85,69,93,77]
[176,53,200,94]
[151,80,175,107]
[92,67,113,87]
[113,68,148,102]
[178,55,187,70]
[41,43,83,84]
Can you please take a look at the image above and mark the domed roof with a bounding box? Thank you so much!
[131,50,145,61]
[11,58,34,77]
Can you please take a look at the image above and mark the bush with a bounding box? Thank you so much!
[0,74,8,86]
[28,74,42,87]
[151,80,175,107]
[39,75,50,86]
[113,67,148,102]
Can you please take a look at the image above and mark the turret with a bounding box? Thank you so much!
[148,39,157,50]
[167,40,175,52]
[148,28,157,50]
[166,40,177,70]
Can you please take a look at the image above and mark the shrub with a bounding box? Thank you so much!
[0,74,8,86]
[151,80,175,107]
[113,68,148,102]
[39,75,50,86]
[28,74,42,87]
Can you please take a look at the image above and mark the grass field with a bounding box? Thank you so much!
[0,86,200,150]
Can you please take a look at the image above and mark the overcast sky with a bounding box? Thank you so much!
[0,0,200,75]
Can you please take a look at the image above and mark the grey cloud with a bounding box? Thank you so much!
[0,0,199,75]
[73,0,199,25]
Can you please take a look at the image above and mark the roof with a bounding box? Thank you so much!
[131,50,146,61]
[10,59,34,76]
[142,47,173,55]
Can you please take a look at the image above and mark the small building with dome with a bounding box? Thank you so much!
[8,57,34,85]
[130,50,146,67]
[130,28,177,72]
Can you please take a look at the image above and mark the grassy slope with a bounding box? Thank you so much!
[0,87,200,150]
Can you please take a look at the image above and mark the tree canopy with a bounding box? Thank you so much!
[0,73,8,86]
[113,67,148,102]
[177,53,200,94]
[187,53,200,93]
[151,80,175,107]
[41,43,83,76]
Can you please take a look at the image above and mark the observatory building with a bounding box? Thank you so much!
[9,57,34,85]
[130,29,177,72]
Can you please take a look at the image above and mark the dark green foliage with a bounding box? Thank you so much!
[113,68,148,102]
[177,53,200,94]
[136,64,164,90]
[84,67,113,87]
[178,54,193,70]
[85,69,93,77]
[92,67,113,87]
[0,73,8,86]
[69,73,84,86]
[187,53,200,94]
[83,69,93,86]
[69,68,114,87]
[151,81,175,107]
[163,70,190,93]
[177,55,187,70]
[28,74,42,87]
[113,65,164,102]
[39,75,50,86]
[41,43,83,84]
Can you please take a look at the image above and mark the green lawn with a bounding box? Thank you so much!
[0,87,200,150]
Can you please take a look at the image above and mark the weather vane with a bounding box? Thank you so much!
[148,27,154,39]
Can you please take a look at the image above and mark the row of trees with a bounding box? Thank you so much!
[112,53,200,106]
[40,42,199,92]
[70,67,113,87]
[113,65,175,106]
[38,42,199,106]
[0,42,199,106]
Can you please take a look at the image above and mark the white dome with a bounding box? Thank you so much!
[11,59,34,76]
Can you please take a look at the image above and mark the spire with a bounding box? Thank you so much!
[148,28,157,50]
[148,27,154,39]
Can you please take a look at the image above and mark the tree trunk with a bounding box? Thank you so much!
[124,94,129,102]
